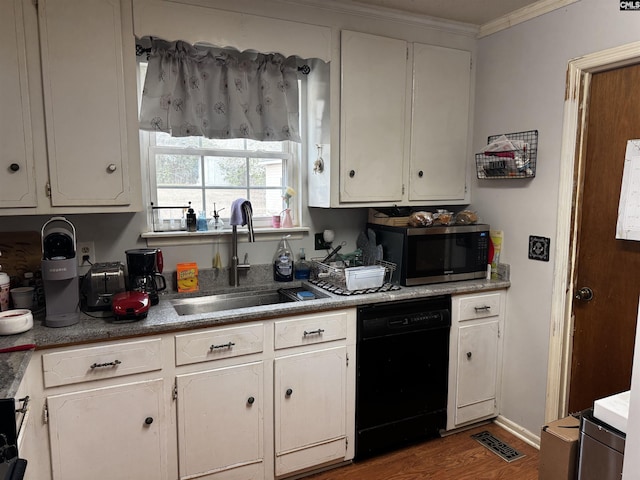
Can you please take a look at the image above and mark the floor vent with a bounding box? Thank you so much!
[471,431,526,463]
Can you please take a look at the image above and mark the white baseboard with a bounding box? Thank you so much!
[494,415,541,449]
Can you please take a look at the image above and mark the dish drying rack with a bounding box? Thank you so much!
[308,258,400,296]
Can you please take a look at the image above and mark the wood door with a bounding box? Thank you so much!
[274,346,347,475]
[340,30,406,203]
[569,63,640,412]
[409,44,470,202]
[176,362,263,479]
[39,0,131,206]
[47,379,167,480]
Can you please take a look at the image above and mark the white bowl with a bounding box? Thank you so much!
[0,309,34,335]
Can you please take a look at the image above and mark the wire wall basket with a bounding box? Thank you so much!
[475,130,538,179]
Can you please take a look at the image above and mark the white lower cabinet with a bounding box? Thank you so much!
[47,379,168,480]
[274,347,348,476]
[176,362,264,480]
[23,308,356,480]
[447,291,506,430]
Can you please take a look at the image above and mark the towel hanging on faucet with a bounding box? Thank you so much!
[230,198,255,242]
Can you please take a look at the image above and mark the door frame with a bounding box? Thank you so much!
[545,41,640,422]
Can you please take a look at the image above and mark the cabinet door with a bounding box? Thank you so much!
[340,30,406,203]
[456,320,499,424]
[274,346,347,476]
[0,0,37,208]
[38,0,133,206]
[47,379,168,480]
[176,362,263,479]
[409,44,471,202]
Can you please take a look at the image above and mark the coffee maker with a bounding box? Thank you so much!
[125,248,166,305]
[41,217,80,327]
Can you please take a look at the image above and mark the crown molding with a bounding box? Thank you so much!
[273,0,480,37]
[479,0,581,38]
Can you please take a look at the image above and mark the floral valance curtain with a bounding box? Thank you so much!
[139,38,301,142]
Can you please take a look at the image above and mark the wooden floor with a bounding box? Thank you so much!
[306,423,539,480]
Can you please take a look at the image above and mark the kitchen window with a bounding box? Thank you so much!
[137,58,303,233]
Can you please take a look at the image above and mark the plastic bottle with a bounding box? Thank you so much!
[294,248,311,280]
[197,211,208,231]
[273,235,294,282]
[186,208,197,232]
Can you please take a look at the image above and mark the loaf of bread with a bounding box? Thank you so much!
[408,211,433,227]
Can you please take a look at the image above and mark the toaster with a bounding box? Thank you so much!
[83,262,126,310]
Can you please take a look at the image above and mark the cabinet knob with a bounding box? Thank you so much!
[418,170,424,178]
[466,352,472,359]
[107,163,117,173]
[144,417,154,425]
[9,163,20,172]
[285,388,293,397]
[349,170,355,178]
[247,396,255,405]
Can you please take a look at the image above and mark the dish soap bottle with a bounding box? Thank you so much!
[273,235,294,282]
[294,248,311,280]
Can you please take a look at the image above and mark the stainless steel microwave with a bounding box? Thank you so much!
[367,223,490,286]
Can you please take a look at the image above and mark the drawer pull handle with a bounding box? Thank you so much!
[467,352,472,359]
[285,388,293,397]
[303,328,325,337]
[247,396,255,405]
[144,417,154,425]
[90,359,122,369]
[15,396,30,414]
[210,341,235,351]
[474,305,491,312]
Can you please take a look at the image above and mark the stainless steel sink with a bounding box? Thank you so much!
[171,287,325,316]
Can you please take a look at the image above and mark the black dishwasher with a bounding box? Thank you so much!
[355,295,451,460]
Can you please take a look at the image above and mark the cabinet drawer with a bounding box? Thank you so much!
[42,338,162,388]
[456,293,503,322]
[175,323,264,366]
[274,311,347,350]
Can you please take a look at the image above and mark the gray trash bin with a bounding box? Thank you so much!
[577,408,625,480]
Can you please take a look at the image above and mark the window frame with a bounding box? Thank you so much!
[136,63,305,238]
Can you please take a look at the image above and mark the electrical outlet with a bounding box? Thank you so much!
[77,241,96,266]
[314,233,331,250]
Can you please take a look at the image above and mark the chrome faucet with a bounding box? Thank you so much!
[229,199,255,286]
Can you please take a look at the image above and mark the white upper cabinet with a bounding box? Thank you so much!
[0,0,141,215]
[38,0,138,207]
[310,30,473,208]
[409,44,471,202]
[340,30,407,203]
[0,0,37,208]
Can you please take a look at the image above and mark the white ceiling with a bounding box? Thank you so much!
[345,0,544,25]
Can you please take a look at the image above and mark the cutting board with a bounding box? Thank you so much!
[0,231,42,279]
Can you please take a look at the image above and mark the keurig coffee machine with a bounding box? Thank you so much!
[41,217,80,327]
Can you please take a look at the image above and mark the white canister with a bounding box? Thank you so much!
[0,272,10,311]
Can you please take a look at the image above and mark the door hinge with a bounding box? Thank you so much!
[172,381,178,401]
[345,437,349,450]
[43,400,49,424]
[45,182,51,198]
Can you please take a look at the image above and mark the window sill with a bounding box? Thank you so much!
[141,226,310,247]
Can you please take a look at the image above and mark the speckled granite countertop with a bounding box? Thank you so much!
[0,278,509,399]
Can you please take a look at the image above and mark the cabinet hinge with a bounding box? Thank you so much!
[345,437,349,450]
[346,353,349,367]
[172,381,178,400]
[498,325,501,338]
[406,47,409,60]
[470,58,473,70]
[32,0,38,7]
[45,182,51,198]
[402,184,405,195]
[43,400,49,424]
